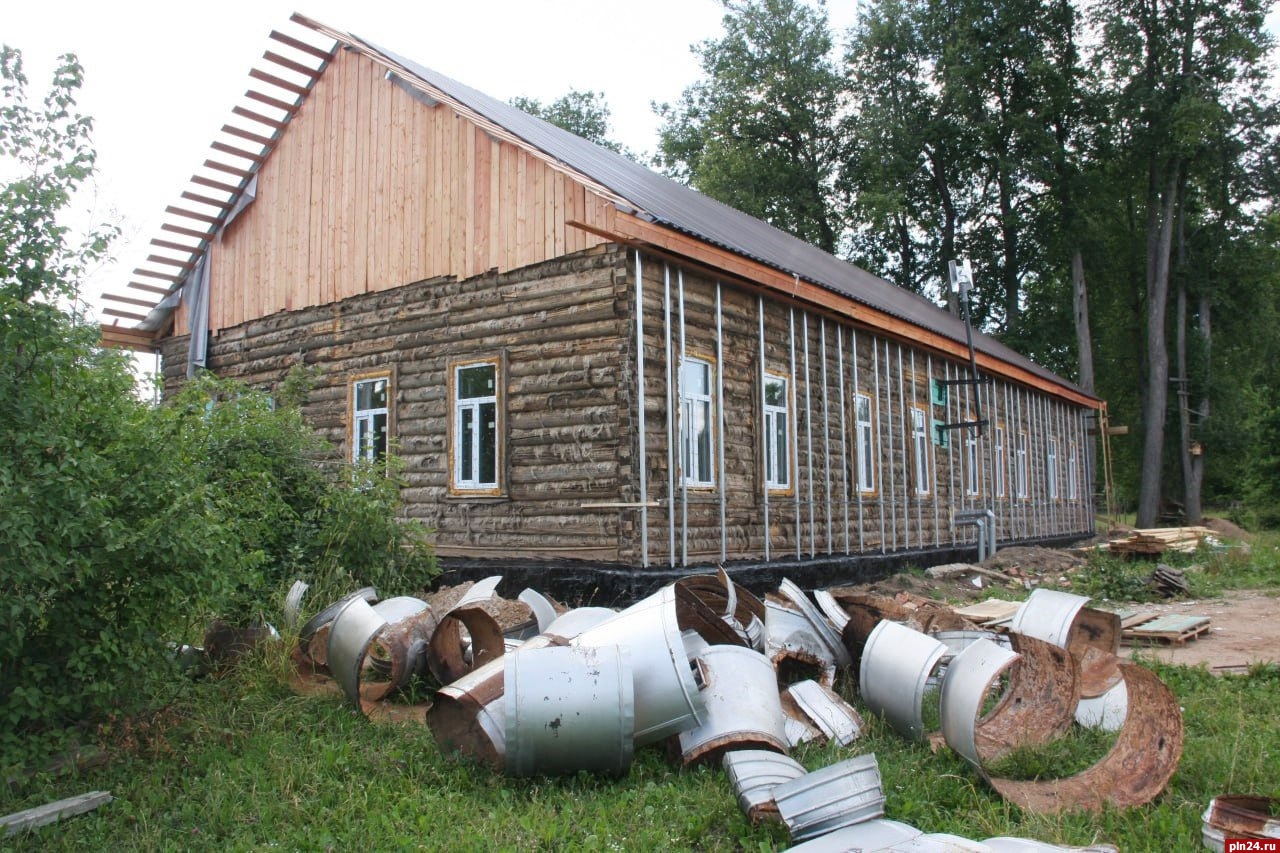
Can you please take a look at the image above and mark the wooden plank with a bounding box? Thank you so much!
[189,174,241,195]
[268,29,336,62]
[202,159,254,179]
[245,89,300,115]
[133,267,183,282]
[211,141,266,163]
[387,74,407,283]
[1,791,112,837]
[232,105,287,130]
[354,51,372,294]
[103,307,147,321]
[150,237,202,253]
[1124,614,1212,645]
[262,50,322,79]
[128,281,172,296]
[165,206,220,225]
[99,325,155,350]
[249,68,310,98]
[160,221,215,240]
[180,190,232,209]
[221,124,274,149]
[103,292,157,309]
[369,63,387,289]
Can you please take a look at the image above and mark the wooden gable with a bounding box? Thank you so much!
[176,46,615,336]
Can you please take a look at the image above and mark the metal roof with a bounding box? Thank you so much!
[371,42,1087,398]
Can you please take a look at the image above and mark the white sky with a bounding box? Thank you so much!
[3,0,861,324]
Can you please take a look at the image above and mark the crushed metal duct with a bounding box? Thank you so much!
[504,644,634,777]
[362,600,437,702]
[1202,794,1280,851]
[781,680,864,748]
[674,569,766,650]
[572,585,707,746]
[773,752,885,842]
[426,604,506,685]
[517,588,558,634]
[781,818,923,851]
[283,580,309,631]
[678,645,788,765]
[542,607,618,642]
[297,586,378,665]
[945,652,1182,813]
[1010,589,1120,659]
[766,600,837,687]
[778,579,852,670]
[812,589,850,633]
[859,621,947,739]
[723,749,808,825]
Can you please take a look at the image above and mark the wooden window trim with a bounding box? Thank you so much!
[448,355,506,497]
[853,391,878,496]
[679,352,718,491]
[347,368,395,465]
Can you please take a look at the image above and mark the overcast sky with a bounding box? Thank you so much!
[3,0,858,324]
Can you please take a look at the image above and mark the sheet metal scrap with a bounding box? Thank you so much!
[362,598,438,702]
[426,604,506,685]
[946,650,1182,814]
[678,645,788,766]
[296,586,378,668]
[781,680,865,748]
[766,599,838,687]
[778,579,853,670]
[1203,795,1280,845]
[674,569,766,650]
[325,596,389,711]
[723,750,808,825]
[939,634,1079,767]
[859,621,947,740]
[772,753,885,842]
[1010,589,1120,660]
[504,644,634,777]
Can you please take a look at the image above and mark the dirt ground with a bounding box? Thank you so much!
[1124,590,1280,672]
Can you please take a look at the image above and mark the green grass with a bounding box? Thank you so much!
[2,652,1279,851]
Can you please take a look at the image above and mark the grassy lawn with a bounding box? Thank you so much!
[3,534,1277,850]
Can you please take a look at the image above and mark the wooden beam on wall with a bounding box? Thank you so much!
[128,281,171,295]
[268,29,336,62]
[162,222,217,241]
[245,89,300,115]
[99,324,157,351]
[221,124,274,148]
[231,105,287,130]
[210,141,266,163]
[249,68,309,98]
[103,292,157,309]
[262,50,321,79]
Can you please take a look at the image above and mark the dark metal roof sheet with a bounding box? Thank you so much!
[383,40,1086,398]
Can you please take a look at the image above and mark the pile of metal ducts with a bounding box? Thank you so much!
[1200,795,1280,851]
[853,587,1184,814]
[281,576,1177,847]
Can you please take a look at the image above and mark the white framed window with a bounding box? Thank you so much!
[854,392,876,494]
[352,374,390,463]
[964,423,980,497]
[763,373,791,491]
[1047,436,1059,499]
[909,405,931,496]
[1016,431,1029,499]
[453,360,499,491]
[1068,442,1079,502]
[680,357,715,488]
[994,424,1007,498]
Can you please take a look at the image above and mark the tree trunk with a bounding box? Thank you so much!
[1186,295,1209,522]
[1136,161,1180,528]
[1176,276,1193,522]
[1072,248,1094,396]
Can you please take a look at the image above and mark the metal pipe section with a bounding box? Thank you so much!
[758,296,770,562]
[716,282,726,563]
[678,268,688,568]
[663,264,675,567]
[803,312,815,557]
[859,621,946,739]
[634,251,648,567]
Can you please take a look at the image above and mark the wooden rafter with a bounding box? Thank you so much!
[268,29,336,61]
[128,281,172,296]
[165,205,221,225]
[231,105,287,130]
[221,124,274,148]
[162,222,216,240]
[245,89,300,114]
[133,267,183,283]
[202,159,254,179]
[210,141,266,163]
[249,68,308,97]
[103,292,157,309]
[151,237,202,253]
[180,190,233,209]
[262,50,321,79]
[190,174,242,194]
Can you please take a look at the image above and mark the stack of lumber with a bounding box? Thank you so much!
[1108,526,1215,556]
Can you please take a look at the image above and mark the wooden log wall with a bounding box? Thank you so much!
[181,46,614,337]
[162,246,632,562]
[620,253,1095,568]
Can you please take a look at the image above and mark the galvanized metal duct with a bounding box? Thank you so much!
[722,750,807,825]
[773,753,885,842]
[678,645,788,765]
[781,680,864,747]
[858,621,946,740]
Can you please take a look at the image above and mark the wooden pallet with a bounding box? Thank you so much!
[1122,613,1212,645]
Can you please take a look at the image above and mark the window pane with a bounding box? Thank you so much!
[774,415,788,486]
[371,412,387,461]
[460,407,475,481]
[479,402,497,484]
[682,360,709,396]
[695,401,711,482]
[765,377,785,407]
[856,396,870,423]
[459,364,496,399]
[356,417,372,460]
[356,378,387,411]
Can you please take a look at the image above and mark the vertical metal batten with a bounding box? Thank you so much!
[820,318,832,555]
[884,339,897,551]
[962,366,973,539]
[1006,382,1017,540]
[898,343,908,549]
[992,380,1002,543]
[1017,386,1027,540]
[789,309,800,560]
[928,355,939,547]
[837,325,850,554]
[946,361,956,545]
[852,327,865,553]
[663,264,675,567]
[634,252,648,567]
[803,312,815,557]
[716,282,726,563]
[678,269,688,568]
[758,297,770,562]
[910,349,923,544]
[873,336,885,553]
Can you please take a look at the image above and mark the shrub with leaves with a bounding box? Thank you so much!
[0,47,434,763]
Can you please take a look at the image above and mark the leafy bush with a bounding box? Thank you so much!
[0,47,434,763]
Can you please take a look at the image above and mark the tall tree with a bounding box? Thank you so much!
[654,0,845,253]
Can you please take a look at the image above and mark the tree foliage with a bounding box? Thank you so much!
[0,48,435,760]
[511,89,634,157]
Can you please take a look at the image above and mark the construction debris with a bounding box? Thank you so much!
[1149,564,1190,597]
[1123,613,1213,645]
[1201,794,1280,851]
[273,569,1184,847]
[0,791,112,838]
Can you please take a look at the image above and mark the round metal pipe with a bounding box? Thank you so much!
[325,596,388,710]
[504,644,634,777]
[859,621,947,739]
[678,645,787,765]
